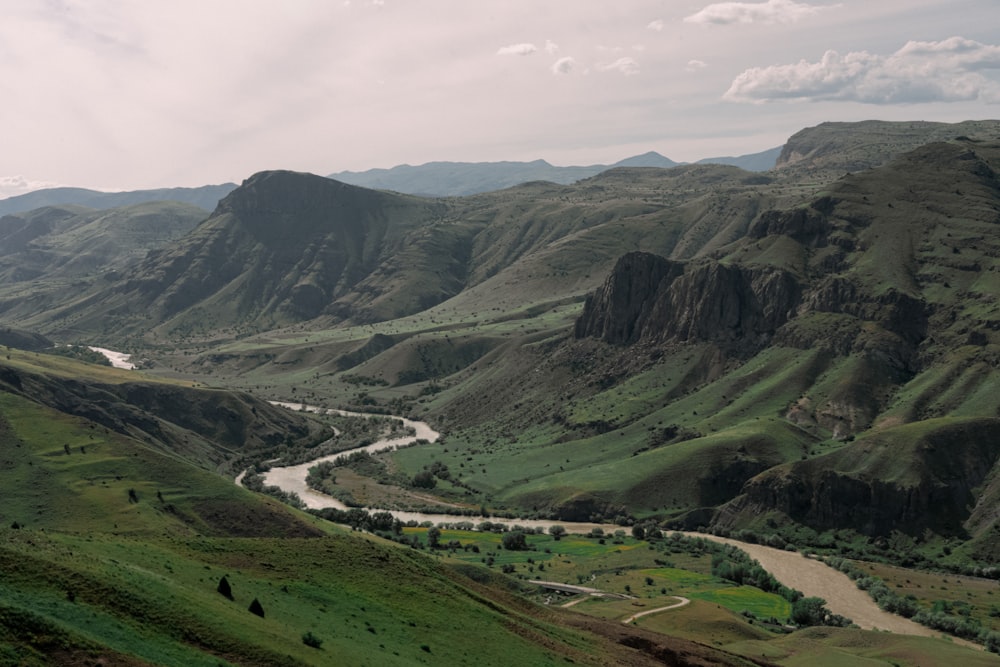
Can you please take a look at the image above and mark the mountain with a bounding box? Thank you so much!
[0,201,207,286]
[609,151,680,168]
[546,136,1000,555]
[3,121,1000,563]
[329,152,681,196]
[1,348,734,666]
[697,146,783,171]
[4,171,461,340]
[4,163,788,342]
[0,183,237,216]
[774,119,1000,178]
[11,119,1000,661]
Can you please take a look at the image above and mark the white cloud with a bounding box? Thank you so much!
[598,57,639,76]
[647,19,664,32]
[685,0,832,26]
[0,175,63,199]
[724,36,1000,104]
[497,42,537,56]
[544,40,559,54]
[551,56,576,75]
[687,59,709,71]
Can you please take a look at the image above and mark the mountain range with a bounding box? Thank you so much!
[0,183,237,217]
[328,147,782,196]
[0,147,780,218]
[4,119,1000,662]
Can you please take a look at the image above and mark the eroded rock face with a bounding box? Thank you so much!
[575,251,801,356]
[573,252,684,344]
[716,418,1000,537]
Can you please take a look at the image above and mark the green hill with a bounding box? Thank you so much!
[3,120,1000,576]
[0,350,763,666]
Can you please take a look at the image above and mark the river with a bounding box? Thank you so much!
[88,346,137,370]
[257,401,609,530]
[249,402,979,645]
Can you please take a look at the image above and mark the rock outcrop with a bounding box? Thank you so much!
[715,418,1000,537]
[575,251,801,356]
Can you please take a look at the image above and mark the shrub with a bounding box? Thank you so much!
[217,575,234,600]
[302,631,323,649]
[501,532,528,551]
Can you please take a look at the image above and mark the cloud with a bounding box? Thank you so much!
[551,56,576,75]
[0,175,62,199]
[598,57,639,76]
[724,36,1000,104]
[687,59,708,71]
[647,19,664,32]
[544,40,559,54]
[496,42,537,56]
[685,0,831,26]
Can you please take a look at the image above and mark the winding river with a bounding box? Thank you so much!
[248,402,977,646]
[257,402,611,530]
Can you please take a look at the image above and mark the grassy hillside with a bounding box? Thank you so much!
[5,120,1000,662]
[159,134,1000,573]
[0,201,206,286]
[0,361,770,666]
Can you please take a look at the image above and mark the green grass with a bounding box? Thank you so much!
[728,626,1000,667]
[0,528,619,666]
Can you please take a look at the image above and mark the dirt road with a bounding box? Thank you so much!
[622,597,691,624]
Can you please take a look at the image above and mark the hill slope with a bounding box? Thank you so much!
[0,183,236,217]
[0,351,759,666]
[329,152,680,196]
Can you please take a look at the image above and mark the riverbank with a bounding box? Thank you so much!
[249,402,981,648]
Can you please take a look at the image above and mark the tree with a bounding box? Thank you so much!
[248,598,265,618]
[217,575,234,600]
[631,525,646,540]
[427,526,442,549]
[412,470,436,489]
[549,525,566,541]
[501,531,528,551]
[371,511,395,532]
[791,597,827,626]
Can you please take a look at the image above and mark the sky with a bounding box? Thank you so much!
[1,0,999,196]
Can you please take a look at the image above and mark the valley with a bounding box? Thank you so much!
[4,119,1000,664]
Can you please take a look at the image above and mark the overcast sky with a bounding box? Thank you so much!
[1,0,998,195]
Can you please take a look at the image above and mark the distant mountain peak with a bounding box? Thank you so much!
[612,151,678,168]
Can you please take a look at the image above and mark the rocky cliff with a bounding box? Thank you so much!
[575,251,800,356]
[715,418,1000,540]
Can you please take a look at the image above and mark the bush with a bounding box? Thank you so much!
[412,470,437,489]
[248,598,265,618]
[217,575,234,600]
[302,631,323,649]
[501,532,528,551]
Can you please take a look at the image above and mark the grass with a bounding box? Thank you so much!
[727,626,1000,667]
[402,529,791,625]
[0,405,651,667]
[0,528,623,666]
[861,561,1000,634]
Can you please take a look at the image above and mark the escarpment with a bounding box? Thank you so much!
[714,418,1000,538]
[575,251,800,356]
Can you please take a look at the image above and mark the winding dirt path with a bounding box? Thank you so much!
[622,597,691,624]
